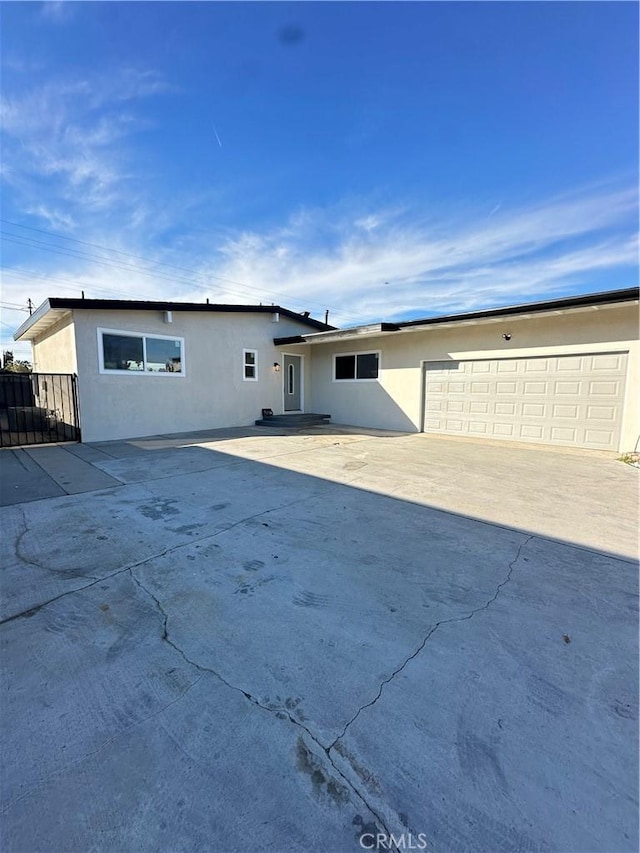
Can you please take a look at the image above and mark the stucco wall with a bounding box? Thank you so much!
[69,309,314,442]
[307,305,640,451]
[31,315,78,374]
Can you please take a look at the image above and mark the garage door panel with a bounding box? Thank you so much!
[586,405,616,420]
[556,356,584,371]
[520,424,545,439]
[591,354,624,370]
[552,404,579,419]
[523,381,547,394]
[522,403,545,417]
[424,353,628,451]
[589,380,620,396]
[525,359,549,372]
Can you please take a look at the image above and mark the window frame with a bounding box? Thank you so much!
[242,348,259,382]
[97,327,186,377]
[332,350,381,383]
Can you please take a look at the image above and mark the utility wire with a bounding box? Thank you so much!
[3,266,164,303]
[0,303,30,312]
[1,232,346,321]
[0,219,359,322]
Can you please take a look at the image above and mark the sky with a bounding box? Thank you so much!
[1,1,638,360]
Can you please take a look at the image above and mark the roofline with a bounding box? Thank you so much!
[14,297,336,341]
[274,321,400,347]
[396,287,640,331]
[282,287,640,345]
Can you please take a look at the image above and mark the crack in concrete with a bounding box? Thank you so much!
[0,496,315,626]
[328,535,534,750]
[128,567,396,842]
[13,507,100,582]
[3,488,531,845]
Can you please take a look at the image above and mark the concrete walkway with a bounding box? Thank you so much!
[1,427,637,852]
[0,444,120,506]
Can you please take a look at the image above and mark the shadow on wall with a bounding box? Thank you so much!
[309,380,420,433]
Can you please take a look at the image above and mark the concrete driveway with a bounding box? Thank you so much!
[1,427,638,852]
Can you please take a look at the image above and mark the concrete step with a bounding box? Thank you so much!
[255,413,331,427]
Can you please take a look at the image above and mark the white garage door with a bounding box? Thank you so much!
[423,352,628,451]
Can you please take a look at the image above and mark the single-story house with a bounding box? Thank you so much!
[13,299,333,443]
[14,287,640,452]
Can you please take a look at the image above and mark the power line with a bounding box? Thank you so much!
[3,266,163,303]
[0,219,361,322]
[0,302,31,312]
[1,217,359,319]
[1,232,344,320]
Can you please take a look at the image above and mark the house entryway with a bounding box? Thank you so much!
[283,354,302,411]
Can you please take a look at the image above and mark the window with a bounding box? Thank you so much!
[334,351,380,381]
[243,349,258,381]
[98,329,184,375]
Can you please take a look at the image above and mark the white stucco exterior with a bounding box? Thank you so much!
[32,307,317,442]
[31,316,78,375]
[300,303,640,452]
[19,292,639,452]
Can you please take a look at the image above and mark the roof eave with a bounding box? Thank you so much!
[13,297,336,341]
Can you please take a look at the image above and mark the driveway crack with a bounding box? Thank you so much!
[128,567,396,843]
[13,507,100,581]
[0,497,311,626]
[328,534,534,749]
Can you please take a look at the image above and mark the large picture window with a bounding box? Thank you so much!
[98,329,185,375]
[333,351,380,381]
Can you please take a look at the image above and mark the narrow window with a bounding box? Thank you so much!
[243,349,258,381]
[335,355,356,380]
[287,362,295,394]
[356,352,379,379]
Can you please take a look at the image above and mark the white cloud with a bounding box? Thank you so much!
[197,183,637,324]
[0,68,172,222]
[1,182,636,337]
[24,205,76,230]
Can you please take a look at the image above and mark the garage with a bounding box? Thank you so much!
[423,352,629,451]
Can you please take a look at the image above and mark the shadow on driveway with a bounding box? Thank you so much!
[1,428,638,852]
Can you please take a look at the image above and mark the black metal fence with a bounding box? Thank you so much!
[0,373,80,447]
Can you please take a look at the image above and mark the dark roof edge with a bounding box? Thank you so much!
[34,298,335,331]
[274,335,306,346]
[396,287,640,330]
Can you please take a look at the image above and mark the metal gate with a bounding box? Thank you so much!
[0,373,81,447]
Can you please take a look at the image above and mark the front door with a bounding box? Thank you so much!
[283,355,302,411]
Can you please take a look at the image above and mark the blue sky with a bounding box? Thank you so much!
[1,1,638,357]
